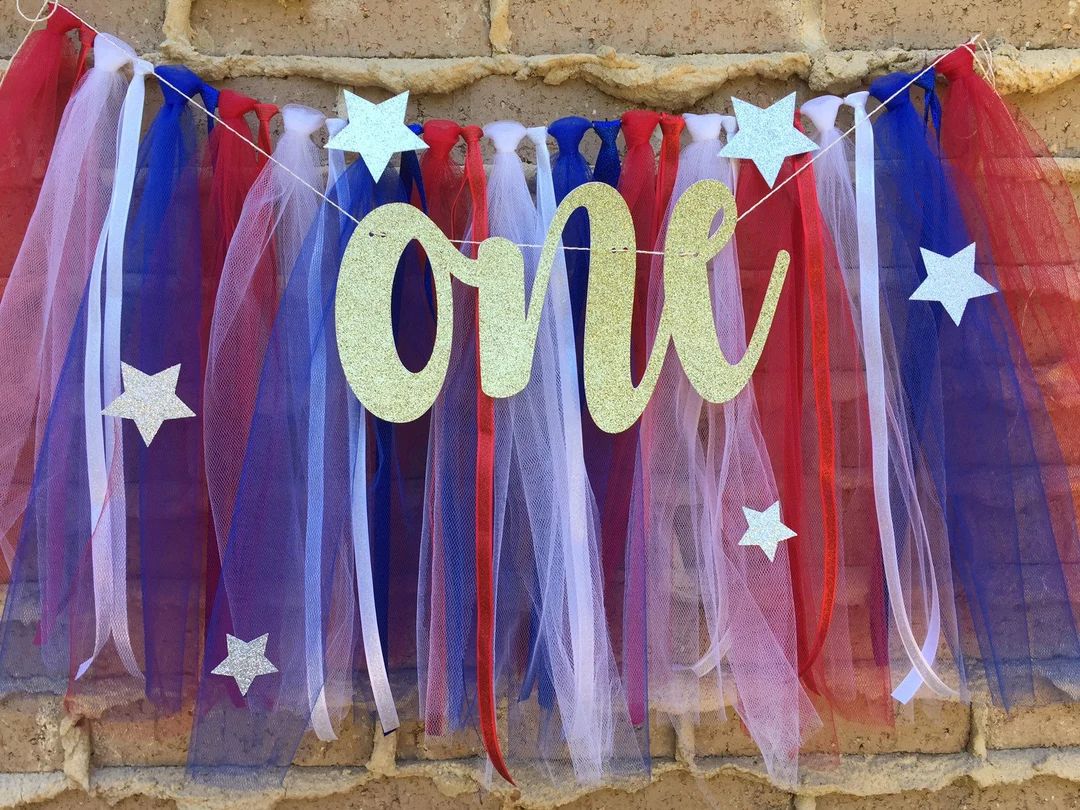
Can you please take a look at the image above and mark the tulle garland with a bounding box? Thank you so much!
[2,15,1080,791]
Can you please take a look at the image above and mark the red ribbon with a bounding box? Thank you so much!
[461,125,514,785]
[653,113,685,235]
[253,102,279,166]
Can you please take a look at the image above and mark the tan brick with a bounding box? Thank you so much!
[189,0,490,59]
[292,709,374,767]
[90,699,191,767]
[986,701,1080,749]
[693,698,969,758]
[0,0,165,57]
[562,769,792,809]
[0,693,64,772]
[818,776,1080,809]
[821,0,1078,50]
[20,792,176,810]
[1011,81,1080,158]
[817,781,976,810]
[507,0,809,57]
[275,775,503,810]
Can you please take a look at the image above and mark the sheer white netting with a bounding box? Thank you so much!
[639,113,816,785]
[204,103,325,559]
[0,34,136,568]
[482,120,641,785]
[805,95,962,704]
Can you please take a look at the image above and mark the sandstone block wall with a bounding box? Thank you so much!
[1,0,1079,807]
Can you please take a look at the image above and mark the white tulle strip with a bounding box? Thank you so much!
[640,113,814,785]
[484,120,637,783]
[80,41,154,681]
[805,94,958,701]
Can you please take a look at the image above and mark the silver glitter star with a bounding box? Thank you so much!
[738,501,797,562]
[909,243,996,326]
[102,362,194,446]
[211,633,279,696]
[719,93,818,186]
[325,90,427,181]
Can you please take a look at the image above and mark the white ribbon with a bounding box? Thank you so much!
[843,92,955,701]
[528,126,597,750]
[285,108,335,742]
[330,128,398,734]
[347,398,399,734]
[78,45,154,680]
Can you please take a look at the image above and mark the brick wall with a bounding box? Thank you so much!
[1,0,1079,807]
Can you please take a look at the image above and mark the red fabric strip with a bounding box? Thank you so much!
[254,103,279,166]
[653,113,685,235]
[792,144,839,680]
[461,125,514,785]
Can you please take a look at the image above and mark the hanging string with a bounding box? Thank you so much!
[17,4,983,259]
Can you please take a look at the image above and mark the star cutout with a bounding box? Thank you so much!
[102,362,194,446]
[325,90,427,181]
[909,242,996,326]
[738,501,797,562]
[211,633,279,696]
[719,93,818,186]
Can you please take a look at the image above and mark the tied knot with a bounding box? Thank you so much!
[326,117,347,139]
[658,112,685,140]
[45,4,80,34]
[254,102,279,127]
[281,103,325,137]
[683,113,724,143]
[844,90,870,113]
[549,116,591,154]
[217,89,258,121]
[911,68,943,133]
[483,120,526,153]
[423,119,462,154]
[938,46,976,79]
[460,124,483,146]
[525,125,548,149]
[592,119,621,147]
[92,33,137,73]
[156,64,204,107]
[620,109,660,146]
[801,95,844,135]
[869,72,916,111]
[198,82,220,117]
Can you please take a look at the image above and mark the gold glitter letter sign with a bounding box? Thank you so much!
[335,180,789,432]
[335,203,521,423]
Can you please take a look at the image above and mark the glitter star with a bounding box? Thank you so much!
[909,242,996,326]
[719,93,818,186]
[211,633,279,696]
[738,501,797,562]
[325,90,427,181]
[102,363,194,446]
